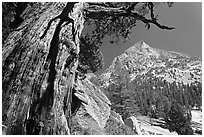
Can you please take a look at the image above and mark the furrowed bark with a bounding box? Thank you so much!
[2,2,84,135]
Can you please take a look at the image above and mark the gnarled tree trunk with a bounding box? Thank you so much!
[2,2,84,135]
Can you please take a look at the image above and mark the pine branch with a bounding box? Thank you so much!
[85,3,175,30]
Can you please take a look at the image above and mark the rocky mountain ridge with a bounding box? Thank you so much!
[98,41,201,88]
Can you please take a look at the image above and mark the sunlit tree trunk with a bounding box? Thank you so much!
[2,2,84,135]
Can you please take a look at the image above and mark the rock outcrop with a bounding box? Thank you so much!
[104,111,135,135]
[124,116,142,135]
[70,78,111,135]
[110,111,124,124]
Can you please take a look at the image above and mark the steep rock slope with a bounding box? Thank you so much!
[69,78,111,135]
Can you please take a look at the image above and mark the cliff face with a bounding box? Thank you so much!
[69,78,111,135]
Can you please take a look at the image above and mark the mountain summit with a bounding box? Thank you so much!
[99,41,201,88]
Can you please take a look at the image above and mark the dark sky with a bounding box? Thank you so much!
[98,2,202,74]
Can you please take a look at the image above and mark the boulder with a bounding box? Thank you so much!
[124,116,142,135]
[110,111,124,124]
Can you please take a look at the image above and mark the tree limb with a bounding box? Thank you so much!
[130,11,175,30]
[85,3,175,30]
[148,2,157,21]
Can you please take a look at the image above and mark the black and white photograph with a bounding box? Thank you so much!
[1,1,202,135]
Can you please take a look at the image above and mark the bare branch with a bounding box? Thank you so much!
[148,2,157,21]
[130,11,175,30]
